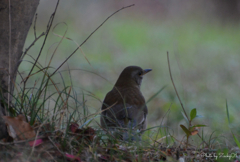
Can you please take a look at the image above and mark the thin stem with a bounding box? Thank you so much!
[26,0,59,82]
[21,32,45,60]
[167,52,189,121]
[21,0,60,109]
[50,4,135,77]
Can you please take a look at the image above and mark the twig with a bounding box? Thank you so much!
[167,52,189,121]
[21,0,60,107]
[21,32,45,60]
[21,54,66,106]
[25,0,60,84]
[50,4,135,77]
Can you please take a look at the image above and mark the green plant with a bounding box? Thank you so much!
[180,108,206,146]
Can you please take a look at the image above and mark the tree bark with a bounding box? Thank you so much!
[0,0,40,139]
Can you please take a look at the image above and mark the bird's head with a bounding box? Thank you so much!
[115,66,152,88]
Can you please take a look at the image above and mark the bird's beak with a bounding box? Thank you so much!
[143,69,152,75]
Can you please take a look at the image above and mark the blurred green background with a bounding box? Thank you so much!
[19,0,240,144]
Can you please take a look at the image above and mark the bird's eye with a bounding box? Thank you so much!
[138,72,142,76]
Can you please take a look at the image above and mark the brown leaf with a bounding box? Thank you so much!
[16,114,27,122]
[191,130,199,136]
[191,127,200,136]
[3,115,36,140]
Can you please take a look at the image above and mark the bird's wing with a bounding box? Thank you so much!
[101,90,127,127]
[101,87,148,130]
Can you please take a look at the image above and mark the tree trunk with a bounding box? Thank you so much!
[0,0,40,139]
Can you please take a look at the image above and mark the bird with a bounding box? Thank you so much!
[100,66,152,135]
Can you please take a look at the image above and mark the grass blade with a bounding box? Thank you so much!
[146,85,166,104]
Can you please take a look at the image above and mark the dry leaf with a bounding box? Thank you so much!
[3,115,36,140]
[191,127,200,136]
[191,130,199,136]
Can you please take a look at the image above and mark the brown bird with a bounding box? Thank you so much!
[100,66,152,133]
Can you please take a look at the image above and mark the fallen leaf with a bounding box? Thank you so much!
[16,114,27,122]
[191,130,199,136]
[191,127,200,136]
[3,115,36,140]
